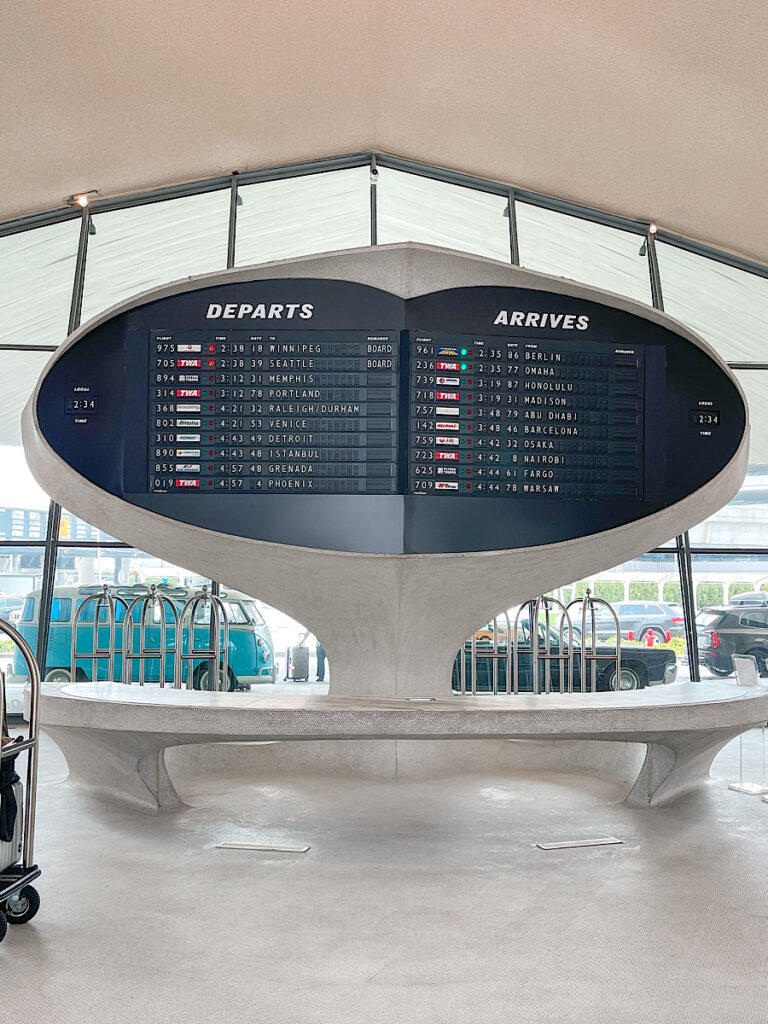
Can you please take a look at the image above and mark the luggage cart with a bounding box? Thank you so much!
[0,618,41,943]
[71,584,129,682]
[123,585,179,686]
[176,586,230,691]
[565,589,621,692]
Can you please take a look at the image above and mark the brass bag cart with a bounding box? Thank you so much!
[0,619,42,942]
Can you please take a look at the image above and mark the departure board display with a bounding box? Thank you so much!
[148,330,399,494]
[408,333,645,499]
[35,270,747,553]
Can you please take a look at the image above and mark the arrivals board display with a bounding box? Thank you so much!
[35,274,746,553]
[407,333,645,499]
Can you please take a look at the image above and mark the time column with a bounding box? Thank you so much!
[408,335,491,495]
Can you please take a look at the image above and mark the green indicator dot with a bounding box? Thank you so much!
[460,348,468,356]
[460,363,468,370]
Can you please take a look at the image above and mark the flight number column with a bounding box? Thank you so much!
[408,336,499,494]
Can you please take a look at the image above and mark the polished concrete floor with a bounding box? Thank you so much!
[2,731,768,1024]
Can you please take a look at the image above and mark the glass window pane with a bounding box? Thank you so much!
[688,370,768,547]
[691,553,768,679]
[516,203,651,304]
[235,169,369,266]
[0,219,79,346]
[53,548,208,591]
[81,190,230,322]
[1,545,45,704]
[0,350,51,540]
[42,548,212,682]
[59,510,117,543]
[376,168,510,262]
[656,242,768,363]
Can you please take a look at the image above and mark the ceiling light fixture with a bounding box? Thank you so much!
[65,189,100,208]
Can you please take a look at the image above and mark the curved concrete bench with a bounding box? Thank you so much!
[40,681,768,814]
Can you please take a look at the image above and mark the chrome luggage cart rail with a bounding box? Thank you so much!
[565,589,622,692]
[532,596,575,694]
[123,585,179,687]
[71,584,129,683]
[175,586,229,691]
[460,611,512,695]
[1,618,42,928]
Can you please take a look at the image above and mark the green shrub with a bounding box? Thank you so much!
[729,582,753,600]
[594,581,624,603]
[629,582,657,601]
[696,583,723,609]
[663,582,682,604]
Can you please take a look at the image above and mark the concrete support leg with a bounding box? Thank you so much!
[624,729,742,808]
[44,726,186,814]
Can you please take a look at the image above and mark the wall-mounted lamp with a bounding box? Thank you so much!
[64,190,100,208]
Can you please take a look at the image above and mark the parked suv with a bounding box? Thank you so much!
[697,605,768,677]
[728,591,768,607]
[590,601,684,643]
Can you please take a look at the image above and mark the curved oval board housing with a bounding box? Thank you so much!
[23,244,748,696]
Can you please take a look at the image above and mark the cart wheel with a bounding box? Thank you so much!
[0,910,6,943]
[4,886,40,925]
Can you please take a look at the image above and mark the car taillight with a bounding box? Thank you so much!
[671,616,684,624]
[705,630,720,649]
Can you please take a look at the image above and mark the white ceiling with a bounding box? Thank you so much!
[3,0,768,264]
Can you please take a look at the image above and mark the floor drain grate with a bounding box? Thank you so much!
[536,837,623,851]
[216,842,310,853]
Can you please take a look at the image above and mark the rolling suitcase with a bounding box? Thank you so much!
[288,645,310,681]
[0,780,23,871]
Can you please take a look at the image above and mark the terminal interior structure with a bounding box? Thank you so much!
[2,4,768,1022]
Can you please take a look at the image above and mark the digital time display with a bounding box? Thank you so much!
[65,396,98,413]
[689,409,721,427]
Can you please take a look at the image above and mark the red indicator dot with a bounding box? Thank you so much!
[208,450,214,456]
[208,465,213,471]
[207,481,213,487]
[208,360,215,366]
[208,405,214,411]
[208,345,215,351]
[208,435,214,441]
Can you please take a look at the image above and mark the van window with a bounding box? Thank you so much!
[51,598,72,622]
[21,596,35,622]
[192,600,248,625]
[242,600,264,625]
[77,600,127,623]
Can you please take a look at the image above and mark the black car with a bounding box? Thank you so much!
[453,621,677,692]
[697,605,768,677]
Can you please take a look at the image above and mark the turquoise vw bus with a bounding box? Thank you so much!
[8,584,275,691]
